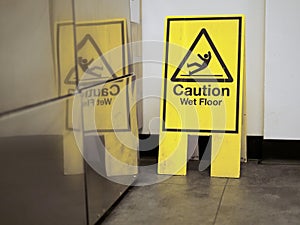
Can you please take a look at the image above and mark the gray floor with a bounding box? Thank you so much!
[100,161,300,225]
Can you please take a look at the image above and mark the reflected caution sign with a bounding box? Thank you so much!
[80,74,139,177]
[56,19,129,95]
[81,77,131,132]
[64,34,117,86]
[57,19,130,131]
[57,19,138,177]
[158,15,245,178]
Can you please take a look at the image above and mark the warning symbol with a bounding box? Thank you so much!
[56,19,128,96]
[65,34,117,86]
[171,28,233,83]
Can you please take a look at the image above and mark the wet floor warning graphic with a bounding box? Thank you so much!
[56,19,131,132]
[162,16,244,133]
[65,34,117,87]
[56,19,128,95]
[171,28,233,83]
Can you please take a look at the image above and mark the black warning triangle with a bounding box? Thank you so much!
[170,28,233,83]
[64,67,76,85]
[64,34,117,85]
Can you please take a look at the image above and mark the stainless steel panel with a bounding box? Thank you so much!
[74,0,131,23]
[0,97,87,225]
[79,76,138,225]
[85,157,134,224]
[0,0,76,113]
[0,1,140,224]
[71,1,138,222]
[0,1,60,112]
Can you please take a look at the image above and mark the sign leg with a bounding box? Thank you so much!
[158,132,188,175]
[211,133,241,178]
[105,132,138,176]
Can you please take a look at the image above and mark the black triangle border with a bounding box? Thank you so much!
[64,34,117,85]
[170,28,233,83]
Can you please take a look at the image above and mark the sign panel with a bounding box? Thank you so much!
[81,76,131,132]
[158,15,245,177]
[57,19,139,177]
[56,19,129,95]
[56,19,130,132]
[162,16,244,133]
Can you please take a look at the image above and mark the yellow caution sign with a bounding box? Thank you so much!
[158,15,245,178]
[57,19,138,177]
[56,19,129,95]
[81,78,130,132]
[80,74,139,177]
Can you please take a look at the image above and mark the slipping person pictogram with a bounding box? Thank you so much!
[170,28,233,82]
[187,51,211,75]
[78,56,103,78]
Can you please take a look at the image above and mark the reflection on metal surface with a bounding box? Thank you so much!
[78,74,139,178]
[0,0,138,224]
[0,98,86,225]
[56,19,129,95]
[73,75,138,181]
[0,0,59,112]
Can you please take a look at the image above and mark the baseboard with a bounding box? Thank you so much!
[262,139,300,160]
[247,136,263,159]
[138,134,210,159]
[138,134,159,158]
[139,134,300,161]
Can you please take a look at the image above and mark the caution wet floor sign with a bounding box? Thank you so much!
[158,15,245,178]
[57,19,131,131]
[56,19,129,95]
[56,19,138,177]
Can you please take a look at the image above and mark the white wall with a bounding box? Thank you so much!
[141,0,265,135]
[264,0,300,140]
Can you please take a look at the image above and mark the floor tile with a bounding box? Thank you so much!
[135,161,227,187]
[100,161,300,225]
[101,183,225,225]
[228,161,300,187]
[161,170,228,187]
[215,185,300,225]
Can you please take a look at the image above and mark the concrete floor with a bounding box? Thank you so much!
[100,161,300,225]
